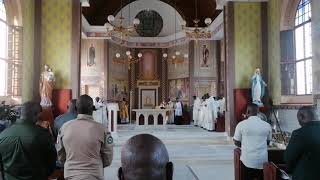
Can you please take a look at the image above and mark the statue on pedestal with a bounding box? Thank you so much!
[251,68,267,107]
[40,64,55,108]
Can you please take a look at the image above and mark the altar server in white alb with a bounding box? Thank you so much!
[174,98,183,125]
[167,98,175,124]
[207,96,218,131]
[198,96,206,128]
[204,95,213,131]
[218,96,226,114]
[193,96,201,126]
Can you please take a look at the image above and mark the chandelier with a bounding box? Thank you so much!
[163,52,188,68]
[113,51,142,70]
[162,0,188,66]
[181,0,212,42]
[105,0,140,44]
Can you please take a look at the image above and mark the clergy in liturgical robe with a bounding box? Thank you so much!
[207,96,217,131]
[166,98,175,124]
[204,97,213,131]
[193,96,201,126]
[120,98,129,123]
[174,98,183,125]
[198,97,206,128]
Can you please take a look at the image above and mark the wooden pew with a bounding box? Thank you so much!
[234,148,286,180]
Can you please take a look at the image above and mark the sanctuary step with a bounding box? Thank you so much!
[105,125,234,180]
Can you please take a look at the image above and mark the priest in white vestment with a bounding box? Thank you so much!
[218,97,226,114]
[198,98,206,128]
[166,98,175,124]
[174,98,183,125]
[207,96,218,131]
[193,96,201,126]
[204,97,213,131]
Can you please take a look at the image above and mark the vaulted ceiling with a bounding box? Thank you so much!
[82,0,221,27]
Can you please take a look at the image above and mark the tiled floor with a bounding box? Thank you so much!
[104,125,235,180]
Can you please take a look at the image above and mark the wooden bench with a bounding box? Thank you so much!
[234,148,287,180]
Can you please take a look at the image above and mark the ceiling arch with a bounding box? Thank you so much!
[82,0,221,27]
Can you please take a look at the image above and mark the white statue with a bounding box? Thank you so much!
[251,68,267,107]
[40,65,56,108]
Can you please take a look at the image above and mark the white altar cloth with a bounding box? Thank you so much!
[132,109,172,126]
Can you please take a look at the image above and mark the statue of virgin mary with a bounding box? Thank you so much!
[251,68,267,107]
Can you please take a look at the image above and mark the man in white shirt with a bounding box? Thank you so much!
[174,98,183,125]
[233,104,272,180]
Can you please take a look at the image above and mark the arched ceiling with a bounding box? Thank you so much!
[82,0,221,27]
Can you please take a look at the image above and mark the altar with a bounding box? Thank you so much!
[132,109,172,126]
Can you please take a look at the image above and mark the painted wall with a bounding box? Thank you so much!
[268,0,281,105]
[80,39,106,98]
[193,40,217,78]
[41,0,72,89]
[234,3,262,88]
[108,42,129,101]
[21,0,35,102]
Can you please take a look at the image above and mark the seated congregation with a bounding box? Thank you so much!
[0,0,319,179]
[0,95,175,180]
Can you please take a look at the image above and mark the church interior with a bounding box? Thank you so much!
[0,0,319,179]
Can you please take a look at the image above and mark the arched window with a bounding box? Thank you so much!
[295,0,312,95]
[0,0,8,96]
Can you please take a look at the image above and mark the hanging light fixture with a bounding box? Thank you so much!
[113,51,142,70]
[105,0,140,44]
[162,0,188,66]
[181,0,212,43]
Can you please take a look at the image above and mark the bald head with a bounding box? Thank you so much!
[76,95,94,115]
[297,106,319,126]
[119,134,173,180]
[19,102,42,123]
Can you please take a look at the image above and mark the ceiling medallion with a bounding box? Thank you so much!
[135,9,163,37]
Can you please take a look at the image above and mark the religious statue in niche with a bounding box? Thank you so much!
[251,68,267,107]
[40,64,55,108]
[201,45,210,68]
[87,44,96,66]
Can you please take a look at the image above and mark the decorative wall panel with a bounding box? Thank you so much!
[268,0,281,105]
[193,40,217,78]
[234,2,262,89]
[41,0,72,89]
